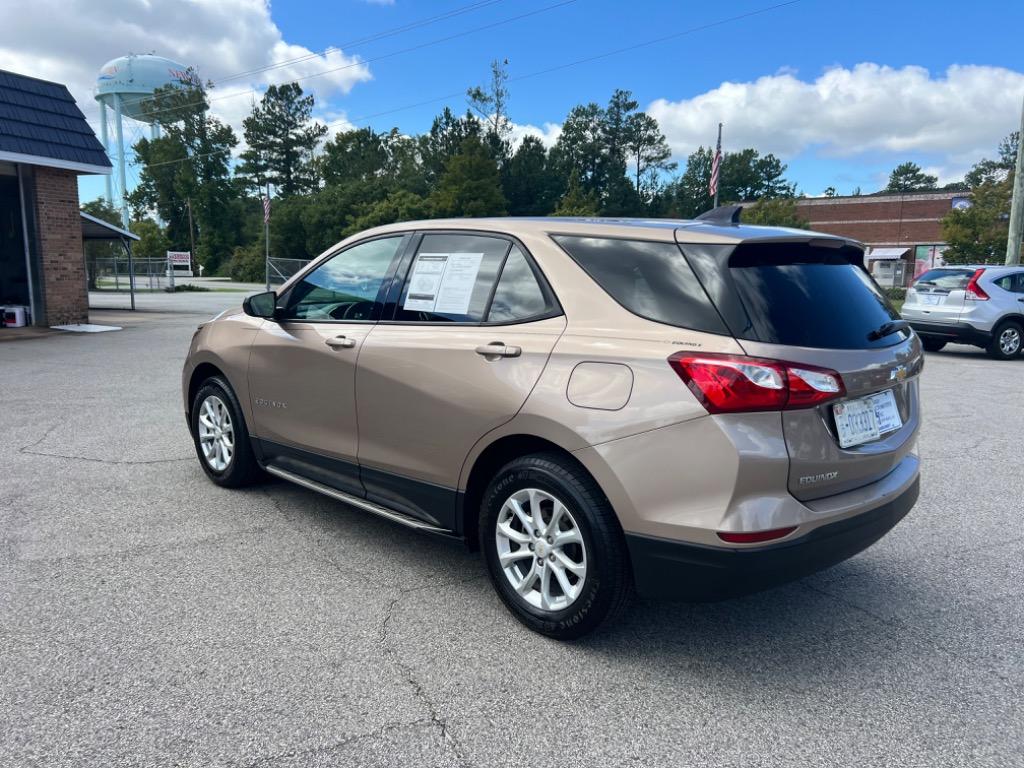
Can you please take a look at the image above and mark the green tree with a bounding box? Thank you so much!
[227,243,265,283]
[81,197,120,225]
[130,78,239,273]
[344,190,432,237]
[885,161,938,193]
[320,127,388,187]
[548,90,674,214]
[669,146,795,217]
[420,108,481,188]
[823,186,837,197]
[80,198,121,289]
[237,83,327,196]
[553,170,599,216]
[129,218,171,261]
[467,58,512,164]
[625,112,675,200]
[964,132,1019,187]
[602,89,639,169]
[722,149,795,201]
[128,133,190,247]
[939,133,1020,263]
[550,102,607,197]
[504,136,559,215]
[744,197,809,229]
[941,177,1013,264]
[429,137,507,217]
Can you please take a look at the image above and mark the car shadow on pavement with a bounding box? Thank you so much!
[262,477,923,683]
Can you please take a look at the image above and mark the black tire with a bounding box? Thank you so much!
[190,376,262,487]
[479,453,633,640]
[986,320,1023,360]
[920,337,946,353]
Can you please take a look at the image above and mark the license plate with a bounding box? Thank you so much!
[833,390,903,449]
[920,294,942,305]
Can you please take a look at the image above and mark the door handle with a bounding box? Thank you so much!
[475,342,521,359]
[325,335,357,349]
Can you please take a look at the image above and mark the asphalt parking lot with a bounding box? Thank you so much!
[2,306,1022,768]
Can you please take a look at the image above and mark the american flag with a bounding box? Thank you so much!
[262,195,271,223]
[709,130,722,199]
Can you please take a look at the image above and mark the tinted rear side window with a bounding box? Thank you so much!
[713,243,901,350]
[551,235,728,335]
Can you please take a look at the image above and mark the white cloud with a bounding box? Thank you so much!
[0,0,371,146]
[508,120,562,150]
[647,63,1024,179]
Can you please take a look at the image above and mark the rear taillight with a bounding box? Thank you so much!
[668,353,845,414]
[965,269,989,301]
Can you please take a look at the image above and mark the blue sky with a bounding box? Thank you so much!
[3,0,1019,204]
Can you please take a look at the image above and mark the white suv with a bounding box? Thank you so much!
[902,266,1024,359]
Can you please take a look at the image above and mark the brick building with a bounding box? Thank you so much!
[795,191,967,287]
[0,69,112,327]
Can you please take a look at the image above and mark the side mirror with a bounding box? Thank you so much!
[243,290,278,319]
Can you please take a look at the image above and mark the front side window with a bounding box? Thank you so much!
[487,246,553,323]
[394,233,511,322]
[284,236,403,321]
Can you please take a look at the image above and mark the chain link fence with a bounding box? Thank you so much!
[88,257,175,293]
[267,257,312,286]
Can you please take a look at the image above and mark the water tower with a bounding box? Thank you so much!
[95,54,193,227]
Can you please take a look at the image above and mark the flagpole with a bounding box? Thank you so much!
[713,122,723,209]
[264,182,270,292]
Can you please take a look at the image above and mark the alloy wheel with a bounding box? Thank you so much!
[197,394,234,471]
[494,488,587,611]
[999,327,1021,356]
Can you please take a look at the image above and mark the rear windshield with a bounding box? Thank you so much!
[691,242,902,350]
[551,235,728,335]
[914,268,974,291]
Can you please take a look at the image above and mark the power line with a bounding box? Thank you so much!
[215,0,508,84]
[109,0,579,127]
[346,0,803,124]
[138,0,802,172]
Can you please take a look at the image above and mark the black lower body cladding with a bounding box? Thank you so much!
[625,477,920,601]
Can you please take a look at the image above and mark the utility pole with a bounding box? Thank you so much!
[1006,95,1024,265]
[186,197,197,267]
[264,182,271,292]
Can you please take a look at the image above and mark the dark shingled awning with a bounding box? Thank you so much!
[0,69,112,173]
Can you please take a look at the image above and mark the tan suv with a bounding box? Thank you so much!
[183,211,922,639]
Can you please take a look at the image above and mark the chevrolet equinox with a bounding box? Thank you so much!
[183,210,922,639]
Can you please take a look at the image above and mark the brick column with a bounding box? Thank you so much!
[32,166,88,326]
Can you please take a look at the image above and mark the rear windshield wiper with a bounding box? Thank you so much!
[867,319,910,342]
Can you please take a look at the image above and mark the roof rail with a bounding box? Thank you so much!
[695,204,743,225]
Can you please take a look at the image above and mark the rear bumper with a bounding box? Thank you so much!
[906,320,989,345]
[625,475,919,601]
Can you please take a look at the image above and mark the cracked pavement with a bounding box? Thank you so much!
[1,307,1022,767]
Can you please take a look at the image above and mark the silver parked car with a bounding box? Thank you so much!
[902,266,1024,359]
